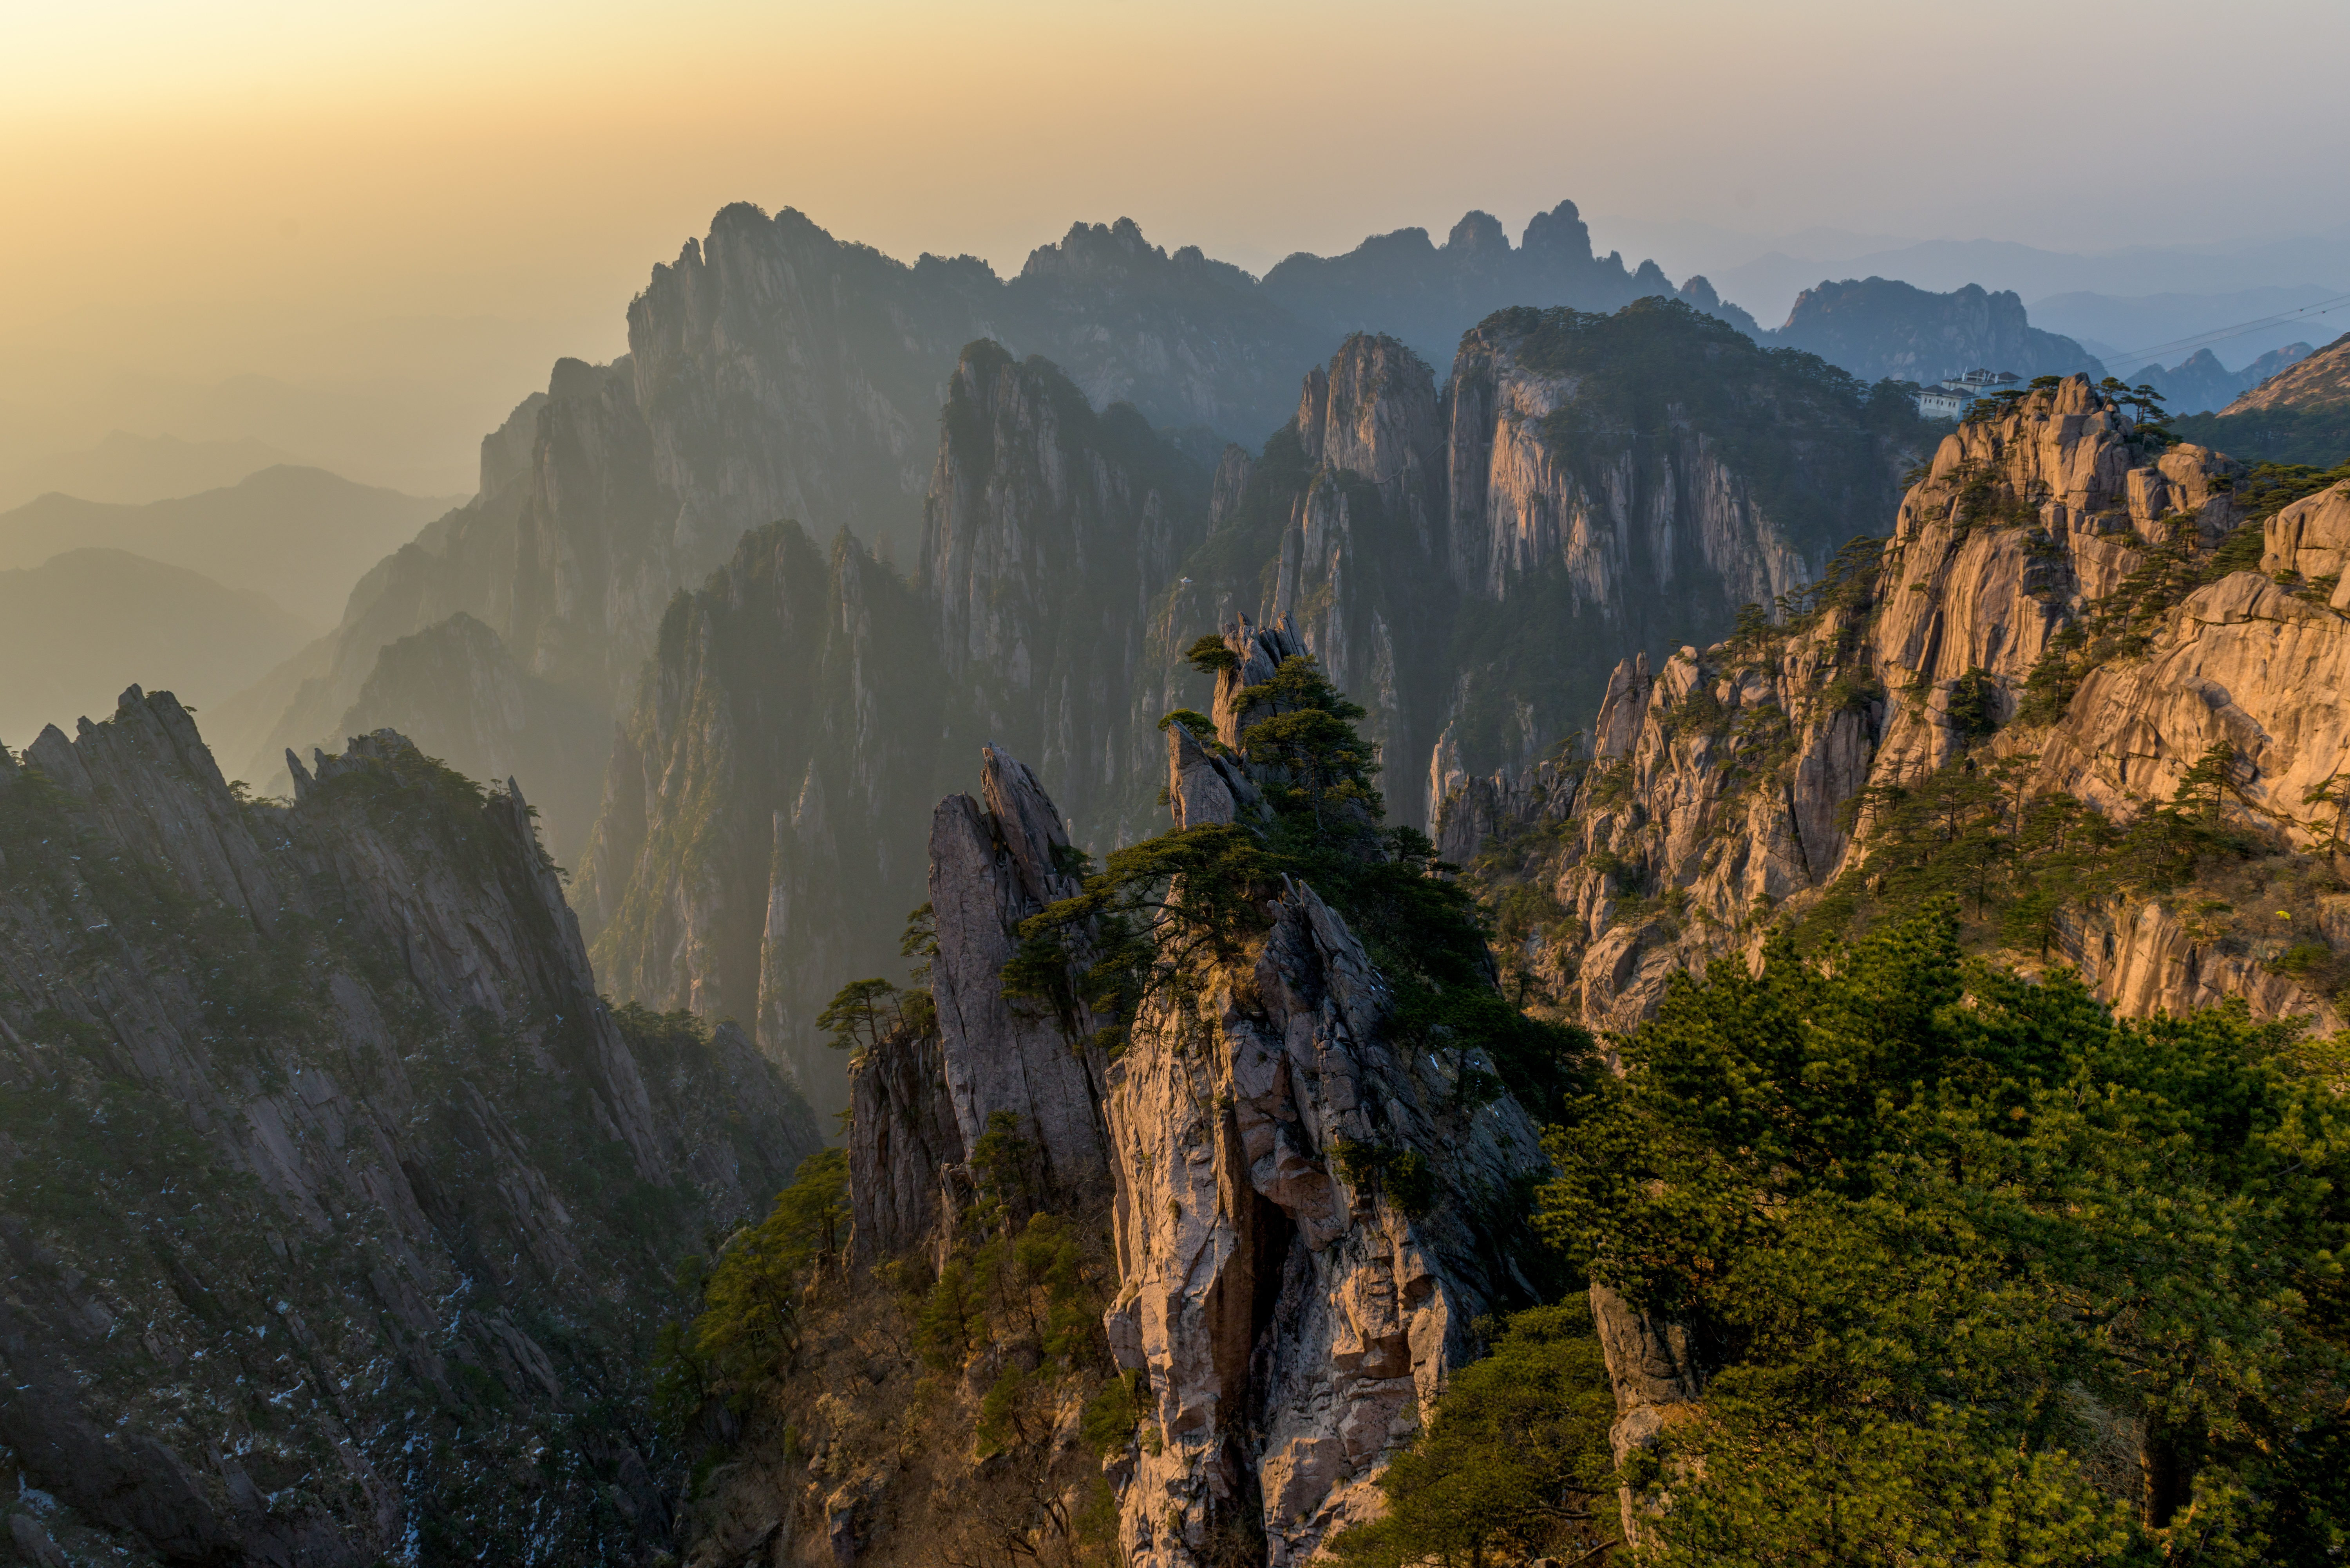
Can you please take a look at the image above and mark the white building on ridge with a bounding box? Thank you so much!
[1916,368,2022,421]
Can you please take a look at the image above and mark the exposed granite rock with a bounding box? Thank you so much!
[919,341,1208,847]
[509,354,669,704]
[1444,375,2346,1044]
[1260,308,1918,829]
[927,746,1111,1199]
[1099,869,1542,1566]
[1167,719,1262,832]
[1442,376,2350,1549]
[1587,1285,1707,1543]
[1080,650,1549,1566]
[0,688,815,1564]
[847,1023,961,1267]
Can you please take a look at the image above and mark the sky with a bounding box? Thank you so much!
[4,0,2346,493]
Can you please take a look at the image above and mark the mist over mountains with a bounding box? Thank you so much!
[5,176,2349,1567]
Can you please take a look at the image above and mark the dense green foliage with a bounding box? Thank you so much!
[653,1147,850,1426]
[1332,1299,1618,1567]
[1540,906,2348,1563]
[1011,649,1595,1120]
[2175,405,2350,468]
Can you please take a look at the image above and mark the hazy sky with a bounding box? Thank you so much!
[5,0,2346,490]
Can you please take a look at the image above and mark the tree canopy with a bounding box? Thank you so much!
[1538,905,2349,1563]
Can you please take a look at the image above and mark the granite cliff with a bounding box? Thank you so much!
[575,338,1212,1113]
[575,524,950,1119]
[1440,374,2350,1041]
[0,690,816,1565]
[676,623,1564,1566]
[1153,302,1930,834]
[1442,374,2350,1540]
[224,199,1746,844]
[584,309,1922,1119]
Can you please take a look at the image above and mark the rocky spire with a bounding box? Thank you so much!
[927,744,1113,1201]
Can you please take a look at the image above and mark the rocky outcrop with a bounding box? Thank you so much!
[1771,276,2104,385]
[927,745,1113,1198]
[240,196,1743,820]
[0,688,814,1565]
[592,311,1932,1116]
[1587,1285,1707,1543]
[846,1024,960,1267]
[1095,640,1547,1566]
[2037,486,2348,820]
[1444,377,2350,1048]
[1434,377,2350,1551]
[919,342,1209,844]
[1098,870,1543,1565]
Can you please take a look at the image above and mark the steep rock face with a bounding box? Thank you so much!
[333,610,607,861]
[1268,337,1451,788]
[1436,380,2350,1532]
[1442,379,2350,1049]
[926,746,1113,1198]
[841,740,1132,1264]
[2038,479,2350,837]
[593,310,1930,1116]
[0,691,814,1565]
[509,355,672,705]
[919,343,1209,843]
[245,196,1746,821]
[1772,276,2104,384]
[830,649,1549,1567]
[1443,319,1819,607]
[1093,632,1547,1566]
[577,524,948,1116]
[584,343,1229,1118]
[846,1023,959,1268]
[1132,307,1927,834]
[1099,875,1544,1565]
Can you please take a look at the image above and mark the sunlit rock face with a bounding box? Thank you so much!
[1442,376,2350,1043]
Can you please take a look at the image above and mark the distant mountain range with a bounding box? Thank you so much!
[2169,331,2350,465]
[2028,285,2348,374]
[0,548,315,751]
[1689,224,2350,328]
[0,465,454,622]
[0,431,304,512]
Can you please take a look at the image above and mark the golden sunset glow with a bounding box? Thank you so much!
[4,0,2346,492]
